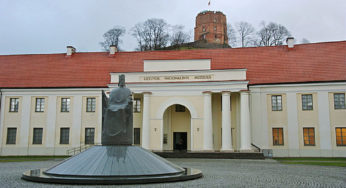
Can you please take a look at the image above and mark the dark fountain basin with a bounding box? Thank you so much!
[22,145,202,185]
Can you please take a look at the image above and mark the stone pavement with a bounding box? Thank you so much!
[0,158,345,188]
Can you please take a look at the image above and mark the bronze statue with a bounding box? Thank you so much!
[102,74,133,145]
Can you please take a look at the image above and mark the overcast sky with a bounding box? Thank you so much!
[0,0,345,55]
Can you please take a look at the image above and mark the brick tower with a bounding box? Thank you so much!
[194,11,228,45]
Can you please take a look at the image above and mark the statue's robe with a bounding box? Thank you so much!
[102,87,133,145]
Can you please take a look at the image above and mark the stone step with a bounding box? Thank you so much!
[154,151,265,159]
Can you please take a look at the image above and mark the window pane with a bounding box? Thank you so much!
[134,128,140,145]
[6,128,17,144]
[9,98,19,112]
[33,128,43,144]
[336,128,346,146]
[334,93,346,109]
[85,128,95,144]
[302,94,313,110]
[60,128,69,144]
[273,128,283,145]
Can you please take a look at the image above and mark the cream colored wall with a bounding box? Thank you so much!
[2,96,22,149]
[296,93,320,150]
[267,94,288,149]
[132,94,143,146]
[81,96,100,145]
[329,92,346,152]
[28,96,48,147]
[55,96,73,147]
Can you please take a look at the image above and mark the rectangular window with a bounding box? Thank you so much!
[302,94,313,110]
[133,98,141,113]
[35,98,45,112]
[86,98,96,112]
[272,128,284,145]
[334,93,345,109]
[33,128,43,144]
[336,127,346,146]
[9,98,19,112]
[175,104,186,112]
[303,128,315,146]
[134,128,140,145]
[271,95,282,111]
[85,128,95,144]
[61,98,70,112]
[60,128,70,144]
[6,128,17,144]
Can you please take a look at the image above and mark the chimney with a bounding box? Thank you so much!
[66,46,76,56]
[286,37,295,48]
[109,45,118,55]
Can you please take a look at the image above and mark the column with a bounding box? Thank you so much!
[240,92,251,151]
[221,91,233,151]
[20,96,31,155]
[71,96,82,147]
[203,91,213,150]
[142,92,151,149]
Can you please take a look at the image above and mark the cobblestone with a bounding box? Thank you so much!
[0,158,345,188]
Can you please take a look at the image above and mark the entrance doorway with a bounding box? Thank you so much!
[173,132,187,151]
[162,104,191,151]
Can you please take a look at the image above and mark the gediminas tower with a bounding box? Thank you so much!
[194,11,228,45]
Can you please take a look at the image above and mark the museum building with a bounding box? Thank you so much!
[0,39,345,157]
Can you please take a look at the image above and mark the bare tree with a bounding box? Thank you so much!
[255,22,291,46]
[300,38,310,44]
[99,26,126,51]
[227,23,237,47]
[236,22,255,47]
[170,25,190,46]
[132,18,170,51]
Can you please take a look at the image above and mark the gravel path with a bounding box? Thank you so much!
[0,158,345,188]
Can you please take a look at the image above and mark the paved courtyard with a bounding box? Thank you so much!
[0,158,345,188]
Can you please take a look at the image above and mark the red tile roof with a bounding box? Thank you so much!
[0,41,345,88]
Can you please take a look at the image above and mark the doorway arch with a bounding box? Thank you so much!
[156,97,198,151]
[162,104,191,151]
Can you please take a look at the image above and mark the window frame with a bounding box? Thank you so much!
[85,128,95,145]
[302,94,313,111]
[175,104,186,112]
[60,128,70,144]
[6,127,17,144]
[303,127,315,146]
[272,128,284,146]
[271,95,282,111]
[61,98,70,112]
[35,98,45,112]
[336,127,346,146]
[86,98,96,112]
[133,98,141,113]
[9,98,19,112]
[33,128,43,145]
[134,128,140,145]
[334,93,345,110]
